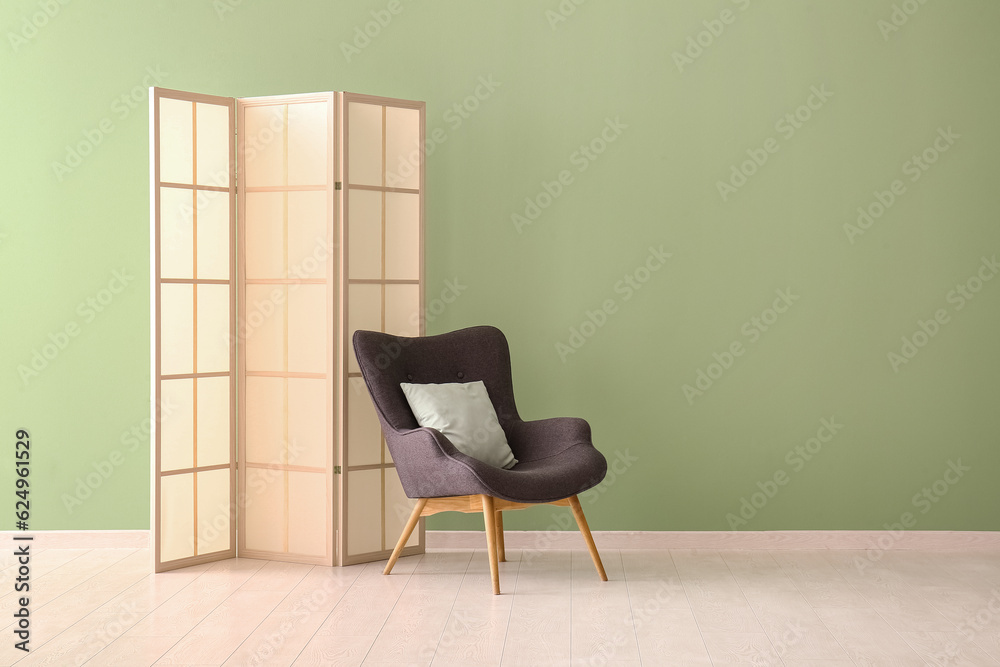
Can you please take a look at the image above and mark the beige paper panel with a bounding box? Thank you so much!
[159,378,194,472]
[245,376,285,465]
[196,376,231,468]
[287,191,329,280]
[243,105,286,188]
[196,189,231,280]
[287,378,327,469]
[244,192,285,280]
[287,102,329,187]
[347,283,382,373]
[347,189,382,280]
[159,97,193,185]
[384,284,420,337]
[196,102,231,188]
[347,468,382,556]
[288,471,327,557]
[244,284,287,372]
[385,106,420,191]
[160,283,194,376]
[196,468,231,555]
[287,285,326,374]
[345,376,389,463]
[347,390,381,467]
[244,467,286,553]
[384,469,419,549]
[347,102,382,187]
[159,473,194,562]
[196,284,231,373]
[159,187,193,280]
[384,192,420,281]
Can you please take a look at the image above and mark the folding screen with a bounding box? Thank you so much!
[151,88,424,572]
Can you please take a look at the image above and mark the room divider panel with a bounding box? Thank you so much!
[150,87,425,572]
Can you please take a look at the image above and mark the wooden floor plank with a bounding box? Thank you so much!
[3,544,999,666]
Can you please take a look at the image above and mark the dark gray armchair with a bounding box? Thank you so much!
[353,325,609,594]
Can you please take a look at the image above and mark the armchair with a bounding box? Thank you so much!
[353,325,609,594]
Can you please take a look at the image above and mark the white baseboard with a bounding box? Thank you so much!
[0,530,149,549]
[2,530,998,552]
[426,530,1000,551]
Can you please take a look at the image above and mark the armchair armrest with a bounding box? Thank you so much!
[386,426,514,498]
[504,417,594,463]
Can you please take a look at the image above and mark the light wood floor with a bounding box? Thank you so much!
[2,546,1000,666]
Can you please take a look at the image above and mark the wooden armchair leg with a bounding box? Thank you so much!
[384,498,427,575]
[568,495,608,581]
[481,495,501,594]
[495,510,506,562]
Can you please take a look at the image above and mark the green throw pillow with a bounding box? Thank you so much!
[400,380,517,469]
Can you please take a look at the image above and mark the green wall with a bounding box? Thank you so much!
[2,0,998,533]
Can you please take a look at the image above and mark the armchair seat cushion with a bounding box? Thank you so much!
[470,442,607,504]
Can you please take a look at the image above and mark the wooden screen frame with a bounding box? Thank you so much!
[150,87,238,573]
[338,92,426,566]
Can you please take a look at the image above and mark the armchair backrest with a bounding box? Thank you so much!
[352,326,521,434]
